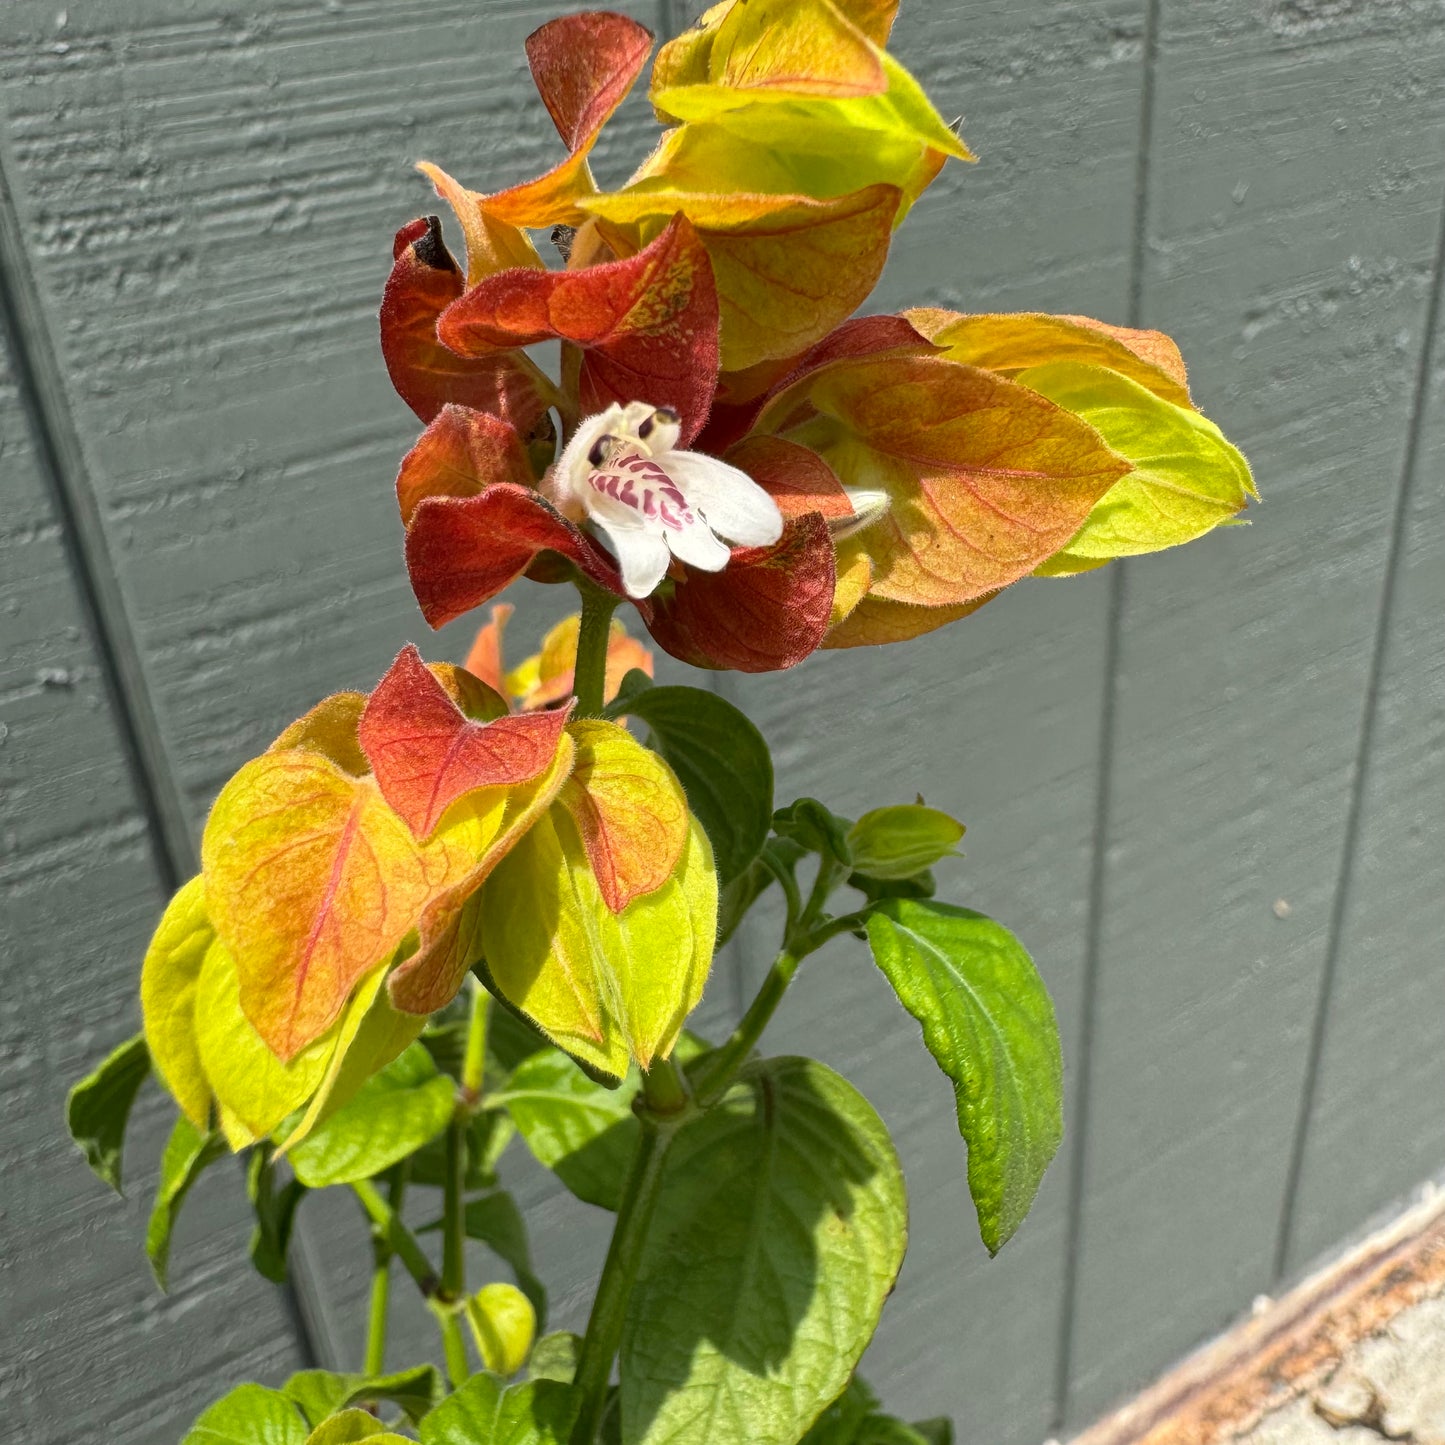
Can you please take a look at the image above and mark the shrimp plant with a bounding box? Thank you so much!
[67,4,1254,1443]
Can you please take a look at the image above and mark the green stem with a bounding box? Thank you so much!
[352,1178,438,1299]
[363,1168,407,1376]
[759,847,804,930]
[570,1115,678,1445]
[691,949,801,1106]
[442,1113,468,1302]
[434,1304,471,1390]
[461,977,489,1106]
[573,582,620,716]
[364,1254,391,1377]
[640,1054,690,1115]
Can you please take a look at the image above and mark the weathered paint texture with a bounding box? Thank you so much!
[0,2,1440,1442]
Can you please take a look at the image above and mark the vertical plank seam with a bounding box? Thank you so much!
[0,129,330,1372]
[1052,0,1161,1428]
[0,142,194,888]
[1272,165,1445,1284]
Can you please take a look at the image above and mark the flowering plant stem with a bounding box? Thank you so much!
[573,581,621,717]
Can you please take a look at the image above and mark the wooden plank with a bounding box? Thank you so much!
[1282,224,1445,1276]
[0,322,308,1440]
[1061,2,1445,1425]
[712,2,1152,1438]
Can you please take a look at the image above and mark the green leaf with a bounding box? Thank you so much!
[304,1410,407,1444]
[181,1383,309,1445]
[847,868,937,904]
[905,1421,953,1445]
[66,1032,150,1192]
[284,1365,443,1429]
[1017,360,1256,564]
[865,900,1062,1253]
[846,805,964,881]
[499,1035,709,1211]
[498,1049,640,1211]
[284,1044,455,1187]
[528,1331,582,1384]
[608,666,655,712]
[773,798,854,867]
[419,1374,579,1445]
[248,1148,307,1284]
[619,1056,907,1445]
[146,1113,226,1290]
[800,1376,877,1445]
[609,683,774,887]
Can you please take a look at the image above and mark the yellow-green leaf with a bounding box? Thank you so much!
[140,875,215,1128]
[1016,361,1256,563]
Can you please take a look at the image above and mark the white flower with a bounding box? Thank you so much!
[547,402,784,599]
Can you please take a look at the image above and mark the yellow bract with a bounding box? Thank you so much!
[1014,361,1257,572]
[482,725,716,1083]
[201,751,483,1061]
[140,875,216,1129]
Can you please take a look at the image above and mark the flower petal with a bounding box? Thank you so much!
[723,434,853,523]
[646,513,835,671]
[405,484,627,628]
[597,524,673,599]
[439,216,719,444]
[660,449,784,547]
[380,217,556,432]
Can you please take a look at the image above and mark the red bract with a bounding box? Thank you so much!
[380,217,557,440]
[437,214,720,445]
[359,644,572,839]
[388,210,844,671]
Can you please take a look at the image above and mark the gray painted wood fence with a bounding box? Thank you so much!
[1,1,1442,1442]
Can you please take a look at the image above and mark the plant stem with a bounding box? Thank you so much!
[573,581,620,716]
[364,1254,391,1377]
[690,948,801,1106]
[442,1113,468,1302]
[434,1304,471,1390]
[352,1179,438,1298]
[640,1054,689,1115]
[569,1114,678,1445]
[461,976,489,1106]
[363,1167,407,1376]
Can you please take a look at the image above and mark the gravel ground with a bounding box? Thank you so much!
[1237,1293,1445,1445]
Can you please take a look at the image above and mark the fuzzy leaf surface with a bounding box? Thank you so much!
[865,900,1062,1252]
[619,1056,907,1445]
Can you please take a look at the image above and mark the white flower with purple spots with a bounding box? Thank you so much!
[547,402,785,599]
